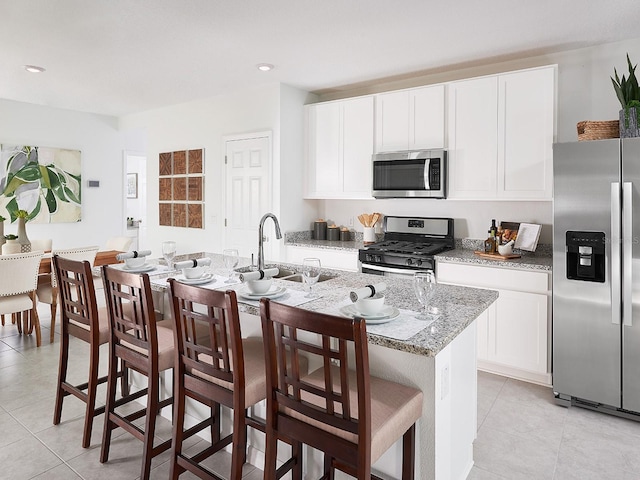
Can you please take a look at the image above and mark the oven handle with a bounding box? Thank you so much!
[361,263,421,276]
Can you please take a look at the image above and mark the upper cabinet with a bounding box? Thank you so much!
[375,84,445,152]
[305,96,374,199]
[448,66,556,200]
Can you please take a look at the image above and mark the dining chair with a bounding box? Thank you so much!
[37,246,99,343]
[100,265,174,480]
[0,251,45,346]
[30,238,53,252]
[167,279,276,480]
[104,236,133,252]
[52,254,121,448]
[260,299,424,480]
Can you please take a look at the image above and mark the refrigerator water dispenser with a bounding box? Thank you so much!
[566,231,605,282]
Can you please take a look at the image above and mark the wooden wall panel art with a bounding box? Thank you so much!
[158,148,204,228]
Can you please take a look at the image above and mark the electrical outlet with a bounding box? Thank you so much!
[349,217,354,227]
[441,364,450,400]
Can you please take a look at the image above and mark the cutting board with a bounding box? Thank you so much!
[474,251,521,260]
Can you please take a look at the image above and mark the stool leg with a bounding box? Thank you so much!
[82,337,101,448]
[230,406,247,480]
[402,424,416,480]
[53,322,70,425]
[140,374,160,480]
[170,367,186,480]
[264,429,278,480]
[292,441,303,480]
[100,345,119,464]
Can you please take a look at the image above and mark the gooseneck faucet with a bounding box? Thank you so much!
[258,213,282,270]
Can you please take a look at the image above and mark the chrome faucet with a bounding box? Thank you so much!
[258,213,282,270]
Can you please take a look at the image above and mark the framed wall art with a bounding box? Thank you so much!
[158,148,204,228]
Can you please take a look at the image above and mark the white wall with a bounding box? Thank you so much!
[119,83,312,259]
[0,98,124,249]
[315,37,640,243]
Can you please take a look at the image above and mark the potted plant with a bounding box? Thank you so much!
[0,214,4,248]
[2,234,20,254]
[14,209,31,252]
[611,54,640,137]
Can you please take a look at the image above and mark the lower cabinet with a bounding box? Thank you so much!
[437,261,551,386]
[285,245,359,272]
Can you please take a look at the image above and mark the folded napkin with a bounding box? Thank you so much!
[349,282,387,302]
[116,250,152,261]
[174,257,212,269]
[239,267,279,282]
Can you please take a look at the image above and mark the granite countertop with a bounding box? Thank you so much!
[285,238,363,252]
[149,252,498,358]
[436,248,553,272]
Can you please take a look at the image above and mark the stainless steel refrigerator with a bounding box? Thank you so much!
[553,138,640,416]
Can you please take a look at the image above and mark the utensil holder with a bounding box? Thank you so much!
[363,227,376,244]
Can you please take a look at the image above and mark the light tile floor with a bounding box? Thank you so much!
[2,302,640,479]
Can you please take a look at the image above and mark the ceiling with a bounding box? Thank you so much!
[1,0,639,117]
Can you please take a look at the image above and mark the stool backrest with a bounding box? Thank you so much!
[260,299,371,452]
[168,279,244,397]
[102,266,158,367]
[53,255,99,341]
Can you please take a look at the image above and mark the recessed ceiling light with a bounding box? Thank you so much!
[257,63,274,72]
[24,65,46,73]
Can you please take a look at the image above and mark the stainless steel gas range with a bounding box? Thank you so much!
[359,216,455,278]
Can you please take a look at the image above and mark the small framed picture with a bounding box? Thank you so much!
[127,173,138,199]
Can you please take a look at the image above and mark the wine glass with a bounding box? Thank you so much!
[162,241,176,270]
[413,270,438,320]
[223,248,239,283]
[302,258,321,298]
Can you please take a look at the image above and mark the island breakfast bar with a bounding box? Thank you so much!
[145,252,498,480]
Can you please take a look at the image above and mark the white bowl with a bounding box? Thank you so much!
[245,278,273,294]
[125,257,146,268]
[182,266,206,279]
[355,293,385,316]
[497,244,514,256]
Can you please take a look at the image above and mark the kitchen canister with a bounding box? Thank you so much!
[327,225,340,241]
[314,219,327,240]
[340,228,351,241]
[363,227,376,244]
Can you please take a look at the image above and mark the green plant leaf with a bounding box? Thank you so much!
[38,165,51,189]
[27,198,41,221]
[45,188,57,213]
[5,198,19,222]
[612,77,626,108]
[15,165,41,182]
[63,186,80,204]
[2,175,26,197]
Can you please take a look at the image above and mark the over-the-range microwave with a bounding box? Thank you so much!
[372,149,447,199]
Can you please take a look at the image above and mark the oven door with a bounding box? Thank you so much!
[361,262,433,279]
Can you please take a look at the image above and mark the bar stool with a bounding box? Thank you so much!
[260,299,423,480]
[100,266,174,480]
[52,255,111,448]
[167,279,302,480]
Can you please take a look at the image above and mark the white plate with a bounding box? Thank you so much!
[238,286,287,300]
[116,263,156,273]
[176,273,215,285]
[339,304,400,324]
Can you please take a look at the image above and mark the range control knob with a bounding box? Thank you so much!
[374,255,382,263]
[406,258,414,266]
[416,259,423,266]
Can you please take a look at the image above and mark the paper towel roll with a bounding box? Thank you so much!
[349,282,387,302]
[174,257,212,270]
[116,250,151,261]
[239,268,279,282]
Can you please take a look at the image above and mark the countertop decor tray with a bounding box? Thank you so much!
[474,251,521,260]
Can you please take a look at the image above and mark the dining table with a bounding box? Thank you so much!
[38,249,124,274]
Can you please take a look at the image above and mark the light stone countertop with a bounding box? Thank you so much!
[436,248,553,272]
[149,252,498,357]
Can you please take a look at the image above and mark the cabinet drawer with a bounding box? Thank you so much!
[437,262,550,293]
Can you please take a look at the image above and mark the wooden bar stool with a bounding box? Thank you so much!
[52,255,114,448]
[167,279,301,480]
[100,266,174,480]
[260,299,423,480]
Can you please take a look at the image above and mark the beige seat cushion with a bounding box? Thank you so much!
[193,337,309,409]
[0,293,33,315]
[286,366,423,463]
[121,324,175,372]
[68,306,111,344]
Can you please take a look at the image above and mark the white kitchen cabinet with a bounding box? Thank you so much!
[437,261,552,385]
[447,65,556,200]
[286,245,359,272]
[305,96,374,199]
[375,84,445,153]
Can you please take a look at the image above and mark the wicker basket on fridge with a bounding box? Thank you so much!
[577,120,620,141]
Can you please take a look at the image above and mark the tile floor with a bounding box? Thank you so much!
[2,302,640,479]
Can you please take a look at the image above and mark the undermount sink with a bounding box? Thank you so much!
[235,265,336,283]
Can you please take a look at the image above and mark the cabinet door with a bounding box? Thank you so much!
[497,67,555,199]
[307,102,342,197]
[375,91,409,152]
[410,85,445,150]
[488,289,548,374]
[447,77,499,199]
[342,97,374,197]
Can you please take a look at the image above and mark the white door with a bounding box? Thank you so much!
[225,135,271,260]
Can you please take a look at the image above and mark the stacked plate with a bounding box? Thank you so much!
[115,263,156,273]
[339,304,400,325]
[176,273,215,285]
[238,285,287,301]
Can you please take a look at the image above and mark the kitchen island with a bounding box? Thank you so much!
[148,252,498,480]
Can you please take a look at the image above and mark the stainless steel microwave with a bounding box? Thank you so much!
[372,149,447,198]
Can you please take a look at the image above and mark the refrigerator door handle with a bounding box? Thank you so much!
[623,182,633,327]
[612,182,621,325]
